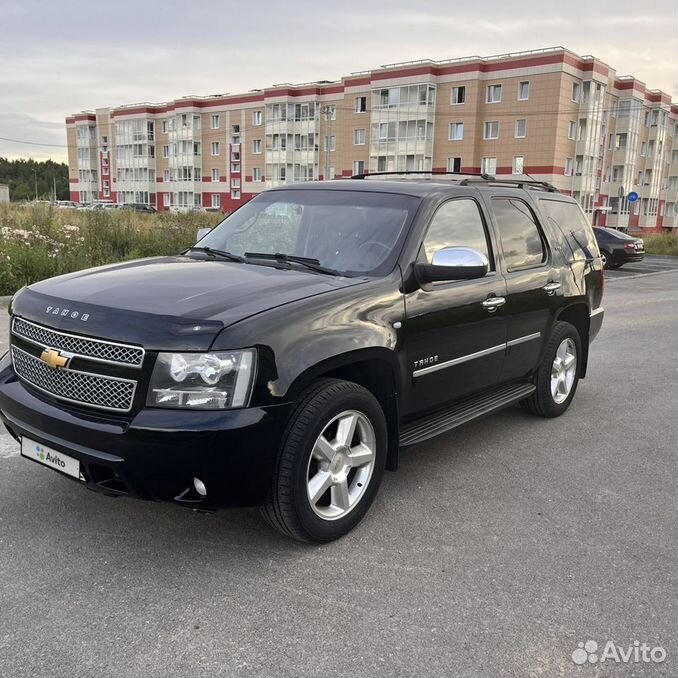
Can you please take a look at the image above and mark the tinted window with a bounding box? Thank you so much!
[422,199,492,266]
[594,226,634,241]
[540,200,599,261]
[492,198,546,271]
[201,190,418,276]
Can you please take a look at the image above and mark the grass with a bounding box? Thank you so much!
[641,232,678,257]
[0,204,222,296]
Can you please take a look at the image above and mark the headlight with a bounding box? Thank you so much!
[147,349,256,409]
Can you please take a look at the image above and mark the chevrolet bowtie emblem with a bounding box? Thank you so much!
[40,348,71,370]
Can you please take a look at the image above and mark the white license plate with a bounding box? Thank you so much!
[21,437,81,480]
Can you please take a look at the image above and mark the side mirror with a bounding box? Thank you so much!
[415,247,489,283]
[196,227,212,242]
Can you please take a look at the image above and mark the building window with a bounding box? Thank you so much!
[164,169,171,182]
[568,121,577,140]
[161,120,168,134]
[353,129,366,145]
[211,142,220,156]
[484,121,499,139]
[518,81,530,101]
[451,86,466,105]
[352,160,365,175]
[162,145,169,159]
[253,139,262,154]
[163,193,171,207]
[565,158,574,176]
[512,156,525,174]
[481,157,497,175]
[211,194,221,208]
[354,96,367,113]
[487,84,502,103]
[231,163,240,174]
[231,189,241,200]
[324,136,336,151]
[211,114,220,129]
[447,157,462,173]
[515,119,527,138]
[253,167,262,182]
[449,122,464,140]
[211,168,219,182]
[572,82,581,102]
[252,110,262,126]
[231,150,240,161]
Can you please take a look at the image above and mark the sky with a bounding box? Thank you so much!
[1,0,676,163]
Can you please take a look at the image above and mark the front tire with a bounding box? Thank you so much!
[261,379,387,543]
[521,321,582,418]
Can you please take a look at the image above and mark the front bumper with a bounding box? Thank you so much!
[0,355,290,509]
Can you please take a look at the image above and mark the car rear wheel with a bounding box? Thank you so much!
[521,321,582,418]
[261,379,387,543]
[601,250,612,269]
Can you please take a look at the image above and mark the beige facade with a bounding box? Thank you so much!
[66,46,678,229]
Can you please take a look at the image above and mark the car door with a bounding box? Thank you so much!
[483,193,560,382]
[402,196,508,417]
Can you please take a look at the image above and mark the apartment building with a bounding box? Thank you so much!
[66,46,678,230]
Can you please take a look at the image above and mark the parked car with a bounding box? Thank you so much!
[88,202,119,210]
[54,200,77,209]
[0,173,604,543]
[121,203,157,213]
[594,226,644,269]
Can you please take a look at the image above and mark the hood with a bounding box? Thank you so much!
[12,256,366,351]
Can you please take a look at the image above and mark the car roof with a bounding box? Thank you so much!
[268,178,577,201]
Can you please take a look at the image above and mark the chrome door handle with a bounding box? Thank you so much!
[543,281,561,296]
[481,297,506,312]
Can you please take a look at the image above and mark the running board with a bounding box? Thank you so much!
[399,383,535,447]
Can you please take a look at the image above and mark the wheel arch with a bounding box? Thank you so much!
[555,302,590,377]
[286,348,401,472]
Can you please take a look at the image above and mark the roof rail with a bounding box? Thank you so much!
[351,170,494,180]
[458,177,560,192]
[350,171,560,193]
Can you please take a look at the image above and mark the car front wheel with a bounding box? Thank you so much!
[262,379,387,543]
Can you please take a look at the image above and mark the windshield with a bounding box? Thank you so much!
[197,189,419,276]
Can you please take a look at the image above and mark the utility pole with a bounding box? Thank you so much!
[322,105,335,181]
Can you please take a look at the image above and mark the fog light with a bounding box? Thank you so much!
[193,477,207,496]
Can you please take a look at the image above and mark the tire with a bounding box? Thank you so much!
[261,379,387,543]
[521,321,582,418]
[600,250,612,269]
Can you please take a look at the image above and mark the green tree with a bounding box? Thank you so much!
[0,157,69,201]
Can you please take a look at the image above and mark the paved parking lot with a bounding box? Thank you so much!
[0,270,676,678]
[604,254,678,281]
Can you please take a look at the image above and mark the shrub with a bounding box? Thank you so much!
[642,232,678,257]
[0,204,221,295]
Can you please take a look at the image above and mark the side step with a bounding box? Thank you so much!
[399,382,535,447]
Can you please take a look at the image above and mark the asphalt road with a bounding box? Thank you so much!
[0,268,676,678]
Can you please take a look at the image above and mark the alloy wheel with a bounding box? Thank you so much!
[551,338,577,404]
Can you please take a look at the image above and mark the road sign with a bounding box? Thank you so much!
[627,191,639,203]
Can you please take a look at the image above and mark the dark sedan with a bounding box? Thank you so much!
[594,227,645,269]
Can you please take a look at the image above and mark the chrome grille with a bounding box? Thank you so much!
[11,346,137,412]
[11,317,144,368]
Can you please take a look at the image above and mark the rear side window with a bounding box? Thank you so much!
[422,198,493,267]
[541,199,598,261]
[491,197,546,271]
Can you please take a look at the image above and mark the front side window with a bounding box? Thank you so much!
[491,198,546,271]
[422,199,492,266]
[199,190,419,276]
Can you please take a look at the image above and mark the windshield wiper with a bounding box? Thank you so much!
[184,246,245,262]
[244,252,342,276]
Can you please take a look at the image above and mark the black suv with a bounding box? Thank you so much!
[0,174,604,543]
